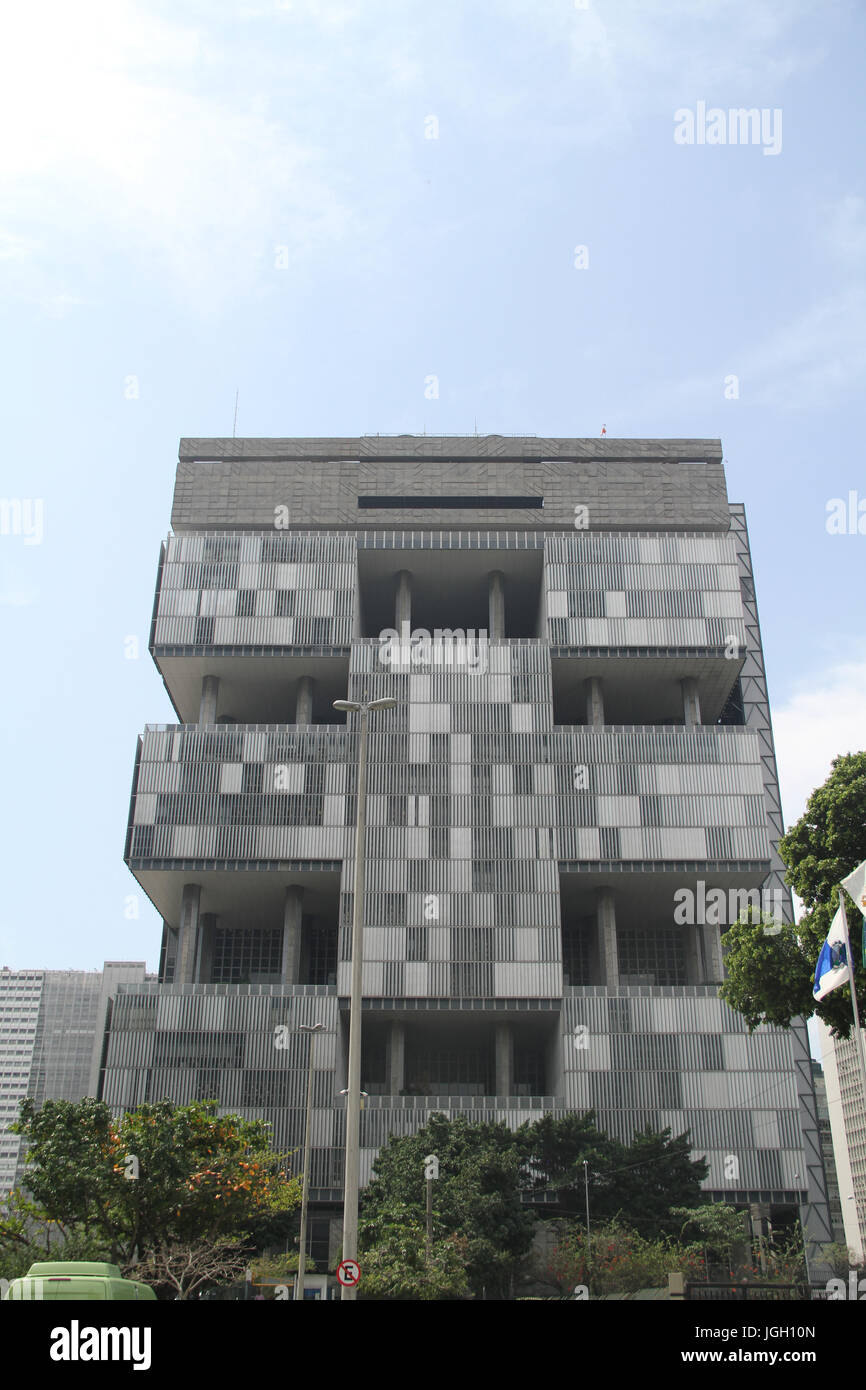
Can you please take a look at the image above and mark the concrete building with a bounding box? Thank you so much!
[810,1059,846,1244]
[102,435,833,1264]
[817,1021,866,1262]
[0,962,149,1196]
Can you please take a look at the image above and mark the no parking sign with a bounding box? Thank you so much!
[337,1259,361,1288]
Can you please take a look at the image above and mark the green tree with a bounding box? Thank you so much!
[519,1111,615,1214]
[0,1187,108,1283]
[250,1249,316,1281]
[821,1241,863,1279]
[9,1097,301,1270]
[597,1126,708,1237]
[360,1113,536,1298]
[721,751,866,1036]
[358,1217,469,1300]
[521,1114,707,1239]
[671,1203,748,1269]
[718,914,815,1030]
[547,1219,705,1297]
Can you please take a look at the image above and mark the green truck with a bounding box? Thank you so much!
[2,1261,157,1300]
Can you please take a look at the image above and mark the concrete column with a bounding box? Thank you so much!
[681,677,702,728]
[389,1021,405,1095]
[495,1023,513,1096]
[585,676,605,729]
[701,922,724,984]
[395,570,412,630]
[158,922,170,984]
[684,923,703,984]
[488,570,505,640]
[198,675,219,726]
[281,887,303,986]
[175,884,201,984]
[295,676,315,726]
[197,913,217,984]
[596,888,619,987]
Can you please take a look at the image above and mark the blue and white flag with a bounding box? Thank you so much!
[813,905,850,1001]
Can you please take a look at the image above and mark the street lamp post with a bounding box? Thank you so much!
[583,1160,591,1282]
[333,694,397,1302]
[295,1021,325,1302]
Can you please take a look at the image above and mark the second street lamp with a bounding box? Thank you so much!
[333,694,397,1302]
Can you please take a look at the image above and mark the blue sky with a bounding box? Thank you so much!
[0,0,864,1028]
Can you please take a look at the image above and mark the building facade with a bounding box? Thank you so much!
[0,962,148,1196]
[817,1021,866,1261]
[810,1059,846,1245]
[101,435,833,1262]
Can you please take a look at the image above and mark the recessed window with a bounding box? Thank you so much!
[357,495,543,509]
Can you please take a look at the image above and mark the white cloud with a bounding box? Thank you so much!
[0,0,838,316]
[499,0,824,120]
[774,660,866,830]
[39,292,88,319]
[0,588,40,606]
[825,194,866,264]
[0,1,365,310]
[627,189,866,413]
[726,288,866,410]
[0,230,39,262]
[630,280,866,413]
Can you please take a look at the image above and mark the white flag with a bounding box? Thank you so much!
[840,859,866,917]
[813,904,851,1001]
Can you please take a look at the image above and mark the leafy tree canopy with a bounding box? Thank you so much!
[360,1113,536,1298]
[721,751,866,1036]
[593,1126,709,1238]
[8,1097,301,1270]
[359,1111,707,1297]
[358,1218,469,1301]
[521,1114,707,1238]
[670,1204,748,1258]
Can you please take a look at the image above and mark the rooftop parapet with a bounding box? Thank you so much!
[172,436,729,533]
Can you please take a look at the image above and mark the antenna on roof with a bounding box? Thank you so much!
[233,390,239,438]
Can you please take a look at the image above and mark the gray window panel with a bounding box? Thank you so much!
[407,927,428,962]
[608,998,632,1034]
[611,1034,682,1071]
[699,1034,724,1070]
[599,827,621,859]
[618,926,686,986]
[778,1110,802,1148]
[212,929,282,983]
